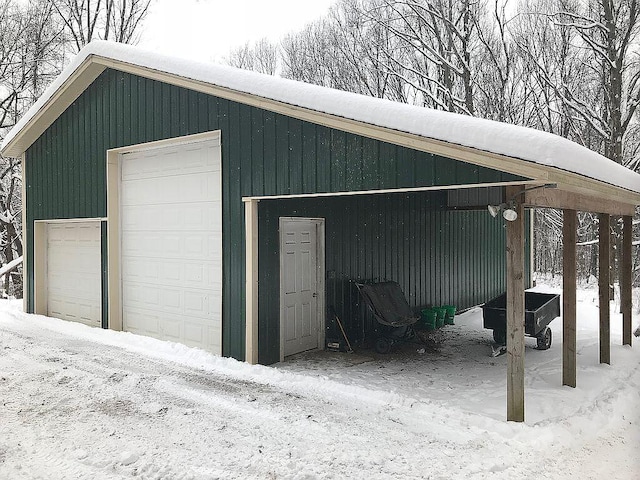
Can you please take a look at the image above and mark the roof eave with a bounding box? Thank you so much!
[0,56,107,158]
[3,53,639,211]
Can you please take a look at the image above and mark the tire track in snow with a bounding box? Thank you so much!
[0,313,516,479]
[2,306,638,479]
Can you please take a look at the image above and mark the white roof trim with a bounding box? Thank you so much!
[2,40,640,197]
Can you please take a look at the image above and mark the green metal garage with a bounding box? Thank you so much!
[2,41,638,421]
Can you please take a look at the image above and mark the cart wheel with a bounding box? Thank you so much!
[536,327,552,350]
[493,329,506,346]
[375,338,392,354]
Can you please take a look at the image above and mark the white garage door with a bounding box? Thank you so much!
[46,222,102,327]
[120,138,222,354]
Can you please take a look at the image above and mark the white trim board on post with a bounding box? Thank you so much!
[245,199,259,364]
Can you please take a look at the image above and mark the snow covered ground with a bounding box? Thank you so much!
[0,283,638,479]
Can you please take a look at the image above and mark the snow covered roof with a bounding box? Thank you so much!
[3,40,640,202]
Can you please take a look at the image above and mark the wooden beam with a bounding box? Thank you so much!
[563,209,577,387]
[599,213,611,365]
[622,215,633,347]
[525,188,635,217]
[245,199,259,365]
[506,186,525,422]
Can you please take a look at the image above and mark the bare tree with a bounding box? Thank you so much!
[518,0,640,166]
[0,0,65,296]
[106,0,151,44]
[365,0,480,114]
[227,38,279,75]
[554,0,639,284]
[50,0,151,52]
[277,0,409,102]
[0,0,149,296]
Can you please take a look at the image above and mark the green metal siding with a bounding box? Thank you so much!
[25,68,527,361]
[257,192,529,365]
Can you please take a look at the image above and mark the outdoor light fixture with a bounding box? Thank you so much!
[487,204,502,218]
[487,183,557,222]
[502,205,518,222]
[487,202,519,221]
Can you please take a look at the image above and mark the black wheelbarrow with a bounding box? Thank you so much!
[482,291,560,350]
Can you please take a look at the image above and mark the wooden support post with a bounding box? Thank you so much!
[622,216,632,347]
[506,187,525,422]
[245,199,259,365]
[562,209,577,387]
[598,213,611,365]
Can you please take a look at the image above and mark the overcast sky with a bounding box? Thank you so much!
[138,0,336,63]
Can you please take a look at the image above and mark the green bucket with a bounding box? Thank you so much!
[435,307,446,328]
[444,305,456,325]
[421,308,437,330]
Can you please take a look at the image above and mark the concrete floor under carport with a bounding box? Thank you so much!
[273,302,556,421]
[247,187,531,366]
[273,289,637,425]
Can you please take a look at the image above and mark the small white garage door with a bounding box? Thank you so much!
[46,222,102,327]
[120,138,222,354]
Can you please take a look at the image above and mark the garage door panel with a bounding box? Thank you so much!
[121,202,220,232]
[123,281,218,316]
[121,145,218,181]
[121,138,222,354]
[123,306,219,351]
[49,272,100,296]
[122,233,218,261]
[122,258,218,288]
[121,173,217,206]
[46,222,102,328]
[49,249,99,273]
[123,308,160,336]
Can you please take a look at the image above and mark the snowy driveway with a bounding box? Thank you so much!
[1,290,639,479]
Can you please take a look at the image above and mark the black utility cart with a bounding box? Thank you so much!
[482,292,561,349]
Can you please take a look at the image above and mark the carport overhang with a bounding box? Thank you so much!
[2,43,638,423]
[243,176,638,422]
[243,159,638,424]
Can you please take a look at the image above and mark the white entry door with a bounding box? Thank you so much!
[46,221,102,327]
[280,218,324,357]
[119,137,222,354]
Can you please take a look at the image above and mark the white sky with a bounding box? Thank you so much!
[138,0,336,63]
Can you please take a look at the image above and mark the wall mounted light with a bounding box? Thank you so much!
[487,202,519,221]
[487,183,557,222]
[487,204,503,218]
[502,205,518,221]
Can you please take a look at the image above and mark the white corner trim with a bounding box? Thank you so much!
[245,199,259,364]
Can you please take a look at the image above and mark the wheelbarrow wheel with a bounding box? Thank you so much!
[536,327,552,350]
[375,338,392,354]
